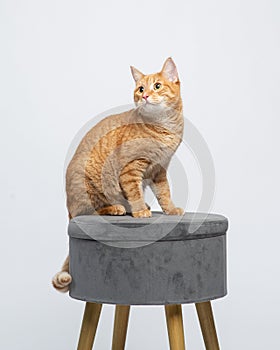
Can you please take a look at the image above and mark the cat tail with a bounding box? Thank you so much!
[52,154,94,292]
[52,254,72,293]
[52,212,73,293]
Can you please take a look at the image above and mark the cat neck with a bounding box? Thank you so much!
[134,102,184,136]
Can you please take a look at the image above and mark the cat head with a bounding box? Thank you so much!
[130,58,181,116]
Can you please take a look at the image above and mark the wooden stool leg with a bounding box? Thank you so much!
[165,304,186,350]
[195,301,220,350]
[112,305,130,350]
[77,302,102,350]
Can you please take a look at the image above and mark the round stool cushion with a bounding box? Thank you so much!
[68,212,228,305]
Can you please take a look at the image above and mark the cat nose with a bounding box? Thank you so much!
[142,95,149,100]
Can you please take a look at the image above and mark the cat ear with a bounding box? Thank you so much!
[161,57,179,83]
[130,66,144,83]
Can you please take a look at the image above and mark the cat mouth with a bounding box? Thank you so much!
[142,100,160,106]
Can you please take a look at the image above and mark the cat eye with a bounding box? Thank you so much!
[154,83,161,90]
[139,86,144,93]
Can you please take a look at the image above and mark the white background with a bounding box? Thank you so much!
[1,0,279,349]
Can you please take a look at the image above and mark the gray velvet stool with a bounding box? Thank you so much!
[68,212,228,350]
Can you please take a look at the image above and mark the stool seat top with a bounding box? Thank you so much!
[69,212,228,243]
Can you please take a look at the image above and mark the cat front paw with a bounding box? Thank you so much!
[165,207,184,215]
[132,208,152,218]
[52,271,72,293]
[97,204,126,216]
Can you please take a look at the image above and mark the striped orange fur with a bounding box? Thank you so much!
[52,58,184,292]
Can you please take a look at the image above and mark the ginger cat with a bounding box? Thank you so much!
[52,58,184,292]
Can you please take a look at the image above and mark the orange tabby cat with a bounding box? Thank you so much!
[52,58,184,292]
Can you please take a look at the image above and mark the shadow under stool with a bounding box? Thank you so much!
[68,212,228,349]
